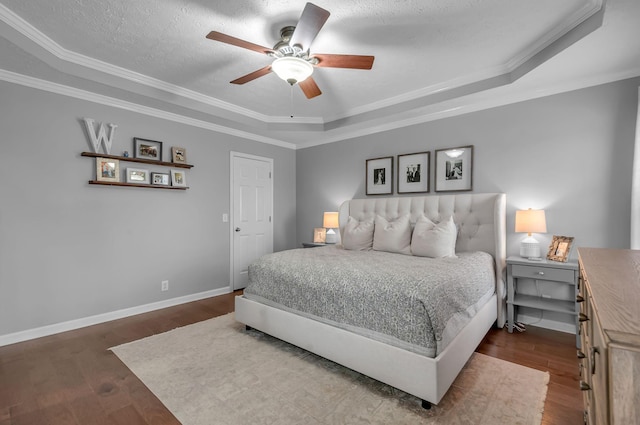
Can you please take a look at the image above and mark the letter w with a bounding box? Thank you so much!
[84,118,117,154]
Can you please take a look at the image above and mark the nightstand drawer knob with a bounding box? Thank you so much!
[536,271,545,276]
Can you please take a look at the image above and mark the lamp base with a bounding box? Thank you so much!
[520,236,541,259]
[325,228,337,244]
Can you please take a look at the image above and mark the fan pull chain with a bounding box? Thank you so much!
[290,85,294,118]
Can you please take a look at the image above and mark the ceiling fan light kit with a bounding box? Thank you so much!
[206,2,374,99]
[271,56,314,85]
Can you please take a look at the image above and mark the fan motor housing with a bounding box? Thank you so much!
[272,26,307,59]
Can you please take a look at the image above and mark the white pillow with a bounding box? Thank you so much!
[342,216,374,251]
[372,214,412,255]
[411,216,458,258]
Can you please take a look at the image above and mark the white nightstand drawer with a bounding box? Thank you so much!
[511,264,575,283]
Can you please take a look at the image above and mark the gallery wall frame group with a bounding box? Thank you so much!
[365,145,473,195]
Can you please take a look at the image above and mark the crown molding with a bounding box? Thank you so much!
[0,1,606,131]
[295,68,640,149]
[0,69,296,150]
[0,3,295,124]
[3,66,638,151]
[317,0,605,125]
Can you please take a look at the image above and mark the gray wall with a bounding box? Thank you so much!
[0,81,297,337]
[296,77,640,256]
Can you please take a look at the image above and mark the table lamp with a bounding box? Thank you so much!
[515,208,547,259]
[323,212,339,244]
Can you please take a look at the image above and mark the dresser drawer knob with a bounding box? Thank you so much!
[576,295,584,303]
[591,347,600,375]
[579,313,589,322]
[577,350,586,359]
[580,381,591,391]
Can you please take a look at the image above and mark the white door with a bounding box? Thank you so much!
[230,152,273,290]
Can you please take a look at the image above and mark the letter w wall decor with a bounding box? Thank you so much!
[83,118,117,155]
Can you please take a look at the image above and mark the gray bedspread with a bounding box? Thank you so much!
[244,246,496,357]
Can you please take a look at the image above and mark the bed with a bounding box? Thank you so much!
[235,193,506,407]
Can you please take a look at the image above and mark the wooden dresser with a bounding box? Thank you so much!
[578,248,640,425]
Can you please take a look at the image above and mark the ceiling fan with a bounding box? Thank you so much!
[206,2,375,99]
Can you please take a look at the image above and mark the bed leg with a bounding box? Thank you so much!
[421,400,432,410]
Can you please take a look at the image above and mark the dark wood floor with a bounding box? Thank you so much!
[0,291,583,425]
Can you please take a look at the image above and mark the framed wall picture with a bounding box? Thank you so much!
[170,169,187,187]
[171,146,187,164]
[547,235,574,262]
[366,156,393,195]
[397,151,430,194]
[134,137,163,161]
[313,227,326,243]
[151,172,170,186]
[434,145,473,192]
[96,157,120,182]
[126,168,150,184]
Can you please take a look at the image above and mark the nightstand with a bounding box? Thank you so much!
[506,256,579,345]
[302,242,326,248]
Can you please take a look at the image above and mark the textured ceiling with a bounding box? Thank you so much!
[1,0,639,147]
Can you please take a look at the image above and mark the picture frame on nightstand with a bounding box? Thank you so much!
[313,228,326,243]
[547,235,574,262]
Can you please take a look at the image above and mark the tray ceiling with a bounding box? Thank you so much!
[1,0,639,148]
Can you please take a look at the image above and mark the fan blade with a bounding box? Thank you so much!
[230,65,273,85]
[206,31,274,55]
[298,76,322,99]
[289,3,330,51]
[312,54,375,70]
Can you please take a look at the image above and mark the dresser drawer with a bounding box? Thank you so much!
[511,264,575,283]
[591,313,609,425]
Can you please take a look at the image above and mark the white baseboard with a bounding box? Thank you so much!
[0,287,232,347]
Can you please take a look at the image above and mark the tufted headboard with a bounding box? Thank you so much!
[338,193,507,327]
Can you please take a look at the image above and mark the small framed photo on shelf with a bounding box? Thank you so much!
[126,168,150,184]
[171,146,187,164]
[313,228,326,243]
[151,172,170,186]
[434,145,473,192]
[134,137,163,161]
[96,157,120,182]
[397,151,430,194]
[547,235,574,262]
[170,169,187,187]
[366,156,393,195]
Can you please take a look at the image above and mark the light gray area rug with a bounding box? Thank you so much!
[111,313,548,425]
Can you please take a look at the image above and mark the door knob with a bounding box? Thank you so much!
[235,227,241,232]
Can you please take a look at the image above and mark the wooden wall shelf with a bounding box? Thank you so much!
[81,152,194,169]
[88,181,189,190]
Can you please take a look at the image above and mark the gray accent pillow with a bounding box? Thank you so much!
[411,215,458,258]
[342,216,374,250]
[373,214,412,255]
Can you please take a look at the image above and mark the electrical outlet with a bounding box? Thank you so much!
[161,280,169,291]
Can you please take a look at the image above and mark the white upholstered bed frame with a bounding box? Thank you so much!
[235,193,506,407]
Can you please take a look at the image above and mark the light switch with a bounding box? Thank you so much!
[222,213,228,222]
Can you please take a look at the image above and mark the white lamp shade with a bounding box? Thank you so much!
[323,212,339,229]
[271,57,313,85]
[515,209,547,235]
